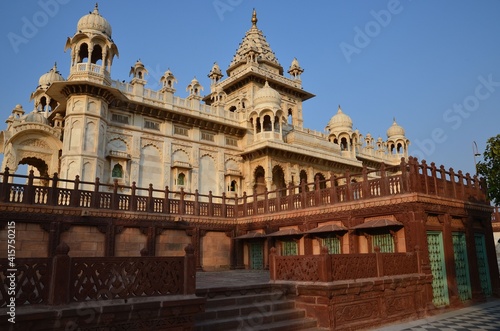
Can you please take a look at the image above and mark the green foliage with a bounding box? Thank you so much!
[477,134,500,206]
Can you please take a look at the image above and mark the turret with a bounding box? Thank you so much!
[64,3,119,85]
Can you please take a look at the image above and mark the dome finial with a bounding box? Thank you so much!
[251,8,258,27]
[94,2,99,13]
[338,105,342,113]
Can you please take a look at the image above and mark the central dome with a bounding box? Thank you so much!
[77,3,112,37]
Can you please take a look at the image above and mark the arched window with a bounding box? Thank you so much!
[299,170,308,193]
[78,43,89,63]
[397,143,403,153]
[263,115,272,131]
[39,96,47,111]
[112,164,123,178]
[340,137,348,151]
[229,180,237,192]
[314,173,326,189]
[287,108,293,125]
[91,44,103,64]
[177,173,185,186]
[274,116,280,132]
[229,106,237,112]
[254,166,266,195]
[256,118,262,133]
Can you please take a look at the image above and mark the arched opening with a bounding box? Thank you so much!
[272,165,286,196]
[274,115,280,132]
[229,180,237,192]
[112,164,123,178]
[256,118,262,133]
[314,172,326,189]
[229,106,237,112]
[263,115,272,132]
[333,138,338,145]
[91,44,103,64]
[78,43,89,63]
[397,143,403,153]
[254,166,266,195]
[17,157,50,186]
[39,96,47,111]
[287,108,293,125]
[299,170,308,192]
[340,137,348,151]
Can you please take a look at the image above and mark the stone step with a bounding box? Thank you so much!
[195,308,315,331]
[251,317,320,331]
[195,285,320,331]
[203,291,287,309]
[199,298,296,321]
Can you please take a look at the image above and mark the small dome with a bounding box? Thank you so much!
[38,63,65,88]
[24,110,49,125]
[386,119,405,138]
[77,3,112,37]
[254,81,281,106]
[191,77,200,85]
[209,62,222,77]
[289,57,301,70]
[326,106,353,131]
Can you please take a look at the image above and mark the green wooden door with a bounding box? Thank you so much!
[452,232,472,301]
[372,233,395,253]
[427,231,450,306]
[250,242,263,270]
[322,237,341,254]
[474,233,492,296]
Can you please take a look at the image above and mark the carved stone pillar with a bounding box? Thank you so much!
[41,222,61,257]
[187,228,204,271]
[140,226,156,256]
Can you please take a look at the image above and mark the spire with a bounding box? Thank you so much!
[251,8,258,27]
[227,9,282,75]
[93,2,99,14]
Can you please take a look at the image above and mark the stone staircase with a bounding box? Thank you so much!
[194,284,327,331]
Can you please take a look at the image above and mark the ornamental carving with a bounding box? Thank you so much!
[20,139,50,149]
[334,300,379,325]
[385,295,415,317]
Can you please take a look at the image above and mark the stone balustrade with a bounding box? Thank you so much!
[0,157,489,219]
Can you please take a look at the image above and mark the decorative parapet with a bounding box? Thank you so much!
[110,80,243,126]
[69,63,111,86]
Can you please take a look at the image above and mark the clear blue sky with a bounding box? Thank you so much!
[1,0,499,176]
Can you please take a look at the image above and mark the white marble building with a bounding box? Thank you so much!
[0,5,409,196]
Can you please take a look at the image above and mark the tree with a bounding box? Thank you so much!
[477,134,500,206]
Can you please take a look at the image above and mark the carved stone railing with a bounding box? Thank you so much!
[0,243,196,308]
[0,157,489,219]
[269,246,420,282]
